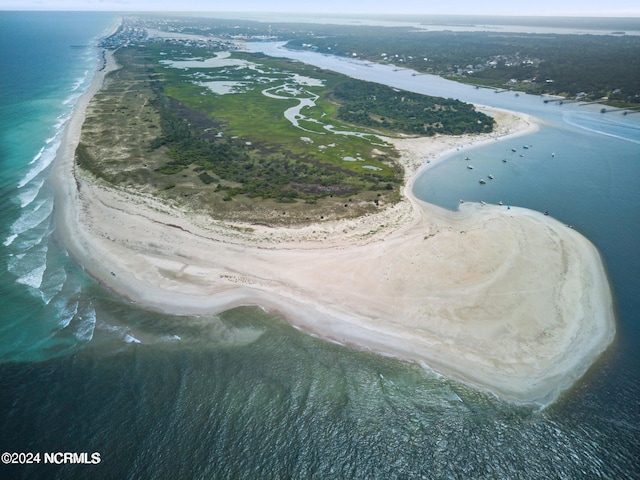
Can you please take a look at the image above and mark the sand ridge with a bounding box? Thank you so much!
[51,49,615,406]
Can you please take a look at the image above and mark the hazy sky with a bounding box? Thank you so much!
[1,0,638,17]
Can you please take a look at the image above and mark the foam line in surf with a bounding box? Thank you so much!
[74,305,96,342]
[10,197,53,236]
[18,140,60,188]
[40,265,68,305]
[54,113,71,130]
[3,234,18,247]
[16,263,47,290]
[29,146,45,165]
[17,177,46,208]
[54,297,80,329]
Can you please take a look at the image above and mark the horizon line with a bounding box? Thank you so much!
[2,10,640,18]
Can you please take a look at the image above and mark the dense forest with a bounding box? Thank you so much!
[332,80,494,135]
[287,30,640,105]
[134,16,640,105]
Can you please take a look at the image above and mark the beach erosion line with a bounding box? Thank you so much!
[50,46,615,407]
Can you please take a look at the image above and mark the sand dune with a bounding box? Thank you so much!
[52,49,615,405]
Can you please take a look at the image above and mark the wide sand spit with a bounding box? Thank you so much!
[52,50,615,406]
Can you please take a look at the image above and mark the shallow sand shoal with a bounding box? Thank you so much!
[52,49,615,406]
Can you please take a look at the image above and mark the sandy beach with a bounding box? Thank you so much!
[52,49,615,406]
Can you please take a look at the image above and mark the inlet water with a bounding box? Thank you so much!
[1,16,638,479]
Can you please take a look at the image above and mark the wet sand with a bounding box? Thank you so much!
[51,48,615,406]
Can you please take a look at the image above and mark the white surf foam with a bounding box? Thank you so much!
[74,305,96,342]
[10,230,48,252]
[69,69,90,93]
[29,146,45,165]
[55,298,79,329]
[3,234,18,247]
[40,265,68,305]
[17,177,46,208]
[10,197,53,236]
[17,140,59,188]
[15,263,47,290]
[62,93,81,106]
[8,242,47,284]
[54,112,71,130]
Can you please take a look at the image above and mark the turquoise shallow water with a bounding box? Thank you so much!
[1,14,639,478]
[0,12,118,362]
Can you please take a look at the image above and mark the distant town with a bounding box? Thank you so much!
[100,15,640,109]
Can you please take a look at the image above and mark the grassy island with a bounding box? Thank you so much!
[51,24,614,407]
[77,42,493,225]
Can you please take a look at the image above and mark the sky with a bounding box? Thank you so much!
[1,0,639,17]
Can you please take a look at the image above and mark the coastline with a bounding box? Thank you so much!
[51,48,615,406]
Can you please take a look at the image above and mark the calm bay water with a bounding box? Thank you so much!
[1,14,639,479]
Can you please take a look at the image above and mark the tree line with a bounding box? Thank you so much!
[288,30,640,104]
[331,80,494,135]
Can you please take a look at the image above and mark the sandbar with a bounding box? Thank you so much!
[52,49,615,406]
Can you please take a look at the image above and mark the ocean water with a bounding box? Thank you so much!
[0,12,118,362]
[1,13,639,479]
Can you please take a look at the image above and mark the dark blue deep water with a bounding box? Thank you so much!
[1,13,639,479]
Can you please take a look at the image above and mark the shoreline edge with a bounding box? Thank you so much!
[51,42,615,407]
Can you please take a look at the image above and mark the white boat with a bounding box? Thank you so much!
[479,179,486,184]
[467,165,474,169]
[488,174,494,179]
